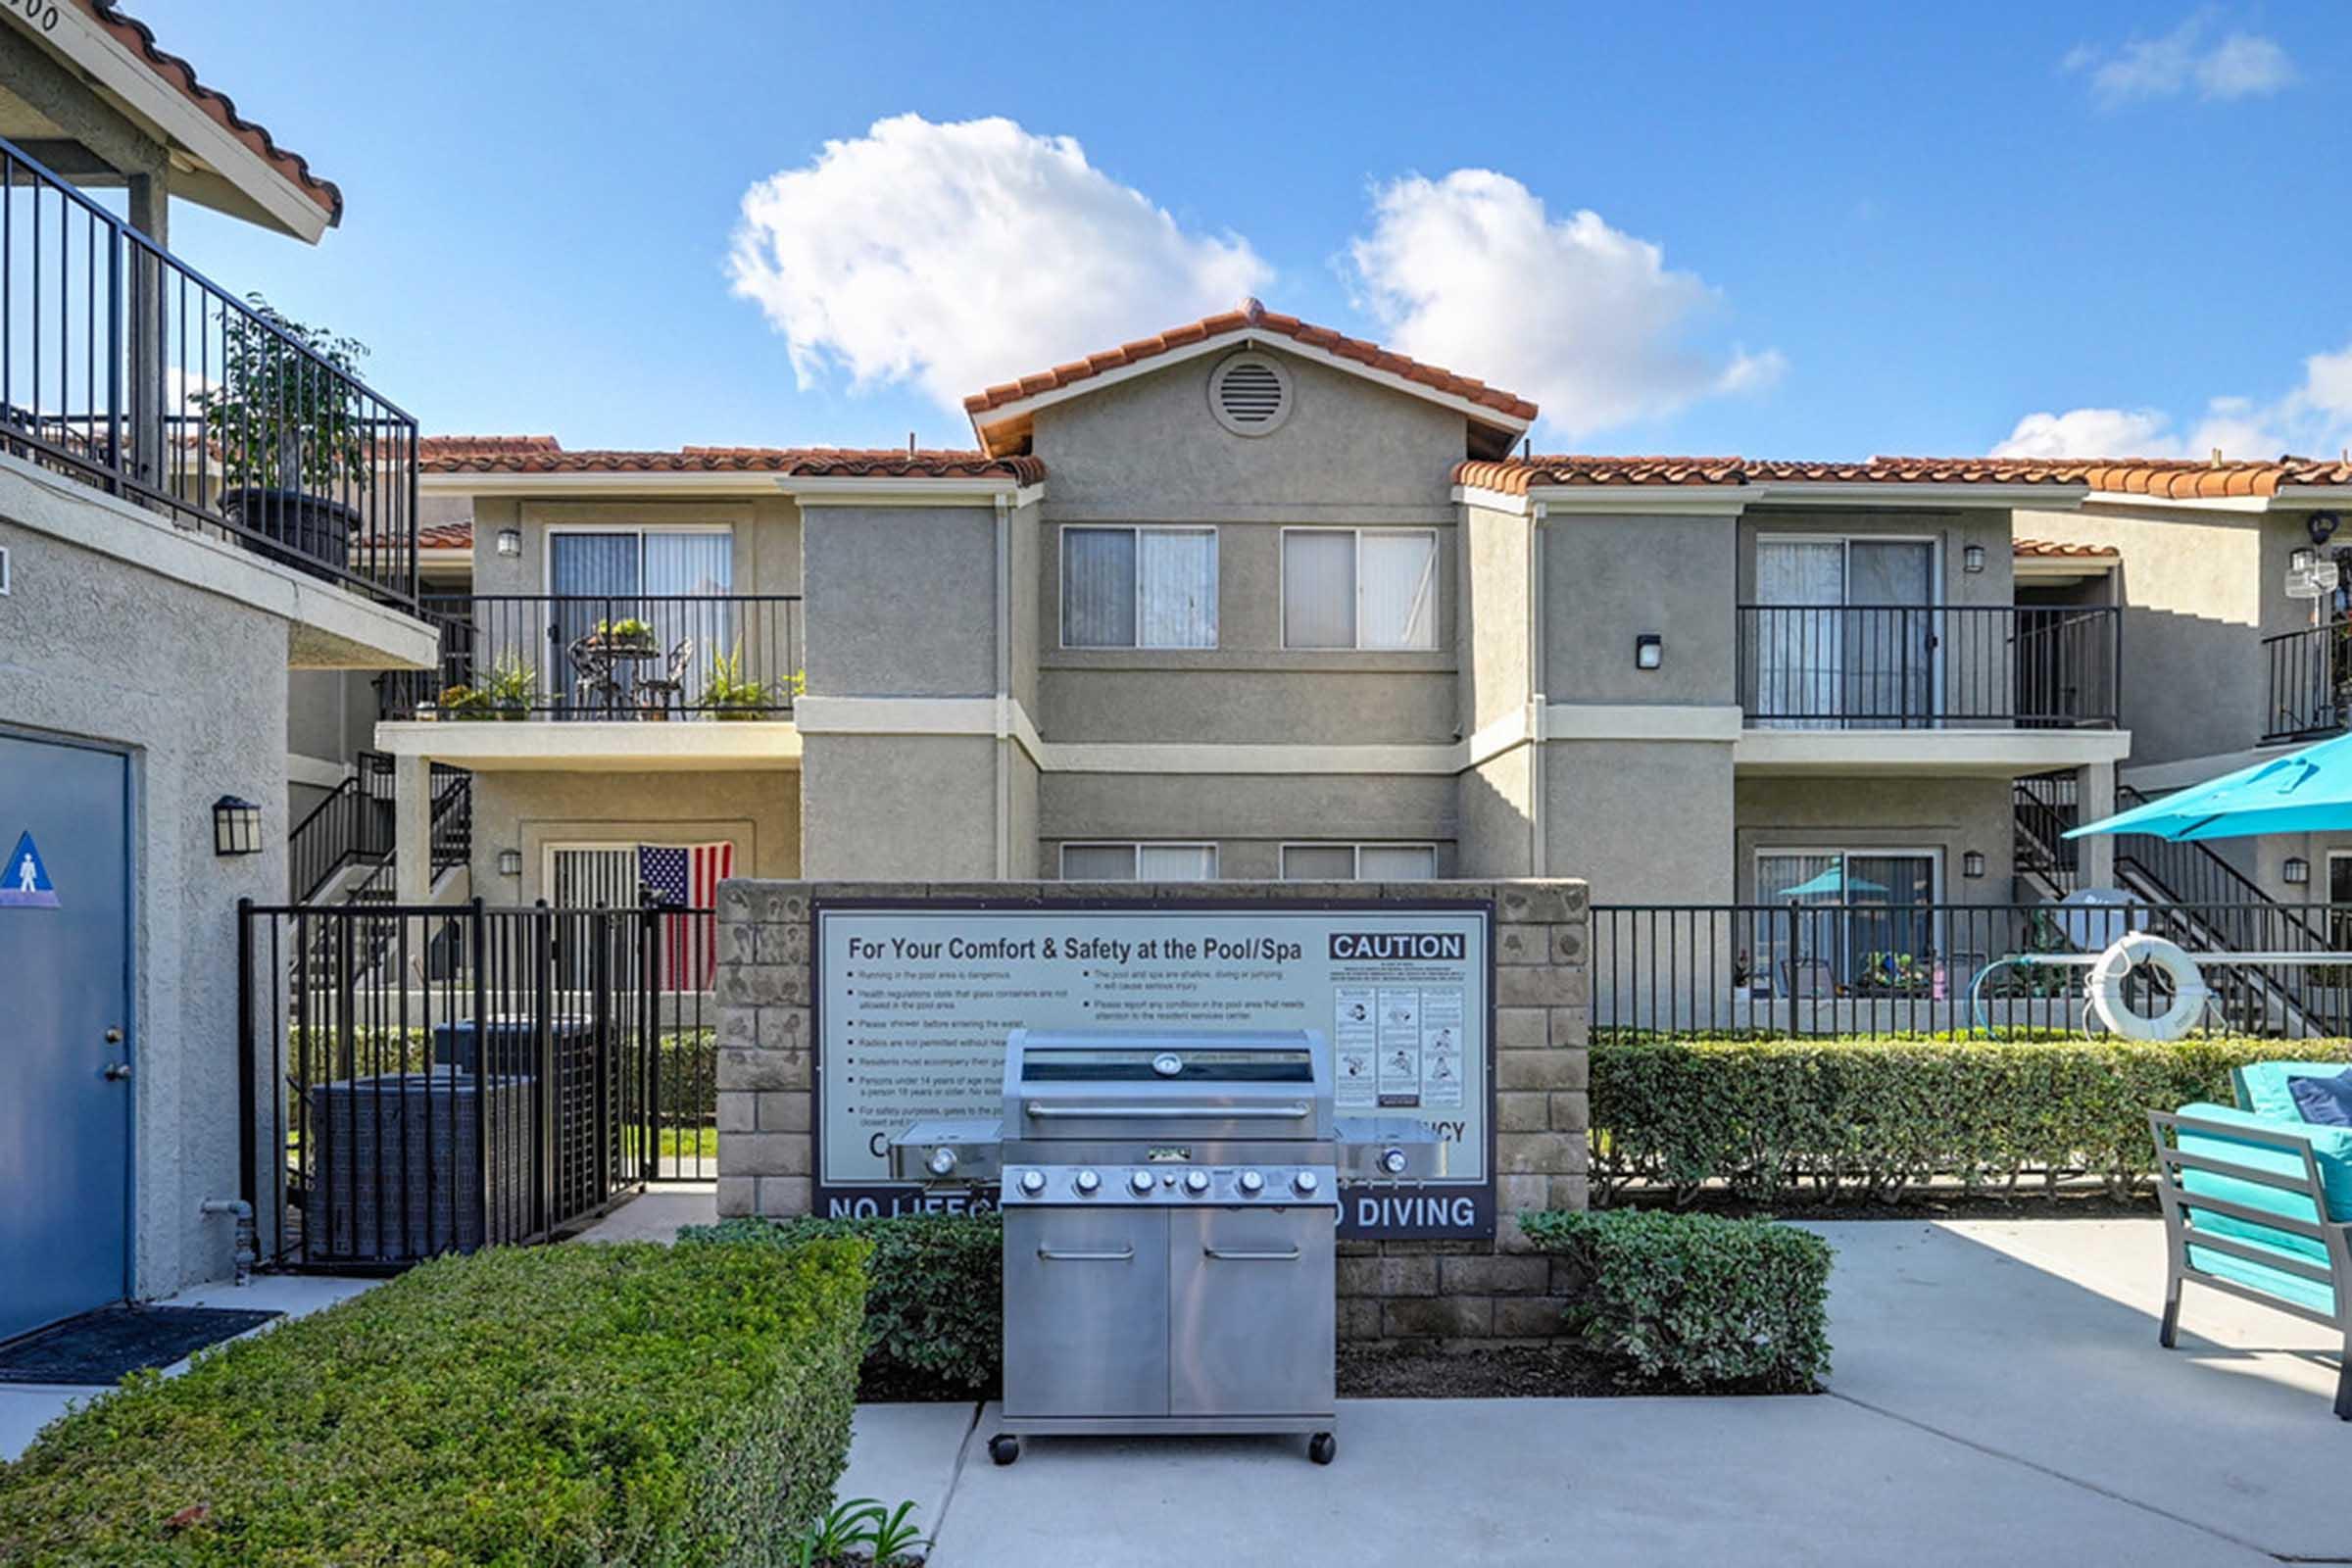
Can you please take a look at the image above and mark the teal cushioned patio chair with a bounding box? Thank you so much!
[2148,1102,2352,1419]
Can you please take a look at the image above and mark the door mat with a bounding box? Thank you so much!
[0,1305,281,1385]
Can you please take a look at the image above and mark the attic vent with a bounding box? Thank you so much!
[1208,352,1292,436]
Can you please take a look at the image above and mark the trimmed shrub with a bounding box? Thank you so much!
[684,1214,1001,1400]
[1592,1034,2352,1205]
[1523,1208,1834,1392]
[0,1238,867,1566]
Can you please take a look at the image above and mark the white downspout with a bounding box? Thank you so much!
[1528,500,1548,877]
[993,494,1013,879]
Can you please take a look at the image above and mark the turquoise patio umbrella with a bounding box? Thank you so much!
[1777,864,1889,899]
[2067,730,2352,842]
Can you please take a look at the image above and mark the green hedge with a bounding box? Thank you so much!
[0,1239,867,1566]
[683,1214,1001,1400]
[1592,1034,2352,1204]
[1524,1209,1834,1392]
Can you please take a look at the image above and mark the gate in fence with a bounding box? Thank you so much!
[236,899,717,1271]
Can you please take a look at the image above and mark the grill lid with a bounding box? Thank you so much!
[1005,1029,1333,1140]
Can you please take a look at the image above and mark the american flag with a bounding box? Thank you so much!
[638,842,733,990]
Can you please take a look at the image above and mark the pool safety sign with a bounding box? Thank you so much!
[0,832,57,908]
[811,900,1494,1239]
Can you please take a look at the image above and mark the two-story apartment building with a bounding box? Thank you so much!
[380,303,2132,1016]
[0,4,434,1335]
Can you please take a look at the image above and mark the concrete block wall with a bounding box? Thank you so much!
[710,877,1590,1345]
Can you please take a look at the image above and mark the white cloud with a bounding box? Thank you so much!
[728,115,1268,416]
[1345,170,1781,439]
[2066,12,2296,106]
[1991,339,2352,460]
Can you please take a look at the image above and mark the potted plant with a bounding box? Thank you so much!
[590,616,657,653]
[482,656,540,720]
[439,683,489,721]
[704,648,771,720]
[194,295,374,582]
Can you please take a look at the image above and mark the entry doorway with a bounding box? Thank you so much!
[1754,537,1938,727]
[0,733,132,1342]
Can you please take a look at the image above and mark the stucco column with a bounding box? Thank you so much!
[392,754,432,905]
[2075,760,2117,891]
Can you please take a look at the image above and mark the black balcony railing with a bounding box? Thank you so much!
[376,595,805,721]
[288,755,471,902]
[2261,624,2352,743]
[0,137,417,607]
[1593,900,2351,1039]
[1738,605,2119,728]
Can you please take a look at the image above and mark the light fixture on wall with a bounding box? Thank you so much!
[495,526,522,558]
[1635,634,1663,670]
[1963,544,1986,574]
[2284,856,2311,886]
[2309,512,2340,548]
[1962,850,1986,879]
[212,796,263,857]
[496,849,522,877]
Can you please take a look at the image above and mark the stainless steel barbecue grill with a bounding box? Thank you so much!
[894,1026,1444,1466]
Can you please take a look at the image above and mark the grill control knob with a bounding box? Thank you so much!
[1237,1169,1265,1197]
[1074,1169,1101,1196]
[1018,1169,1046,1197]
[1128,1169,1154,1196]
[1183,1169,1210,1196]
[926,1146,959,1178]
[1292,1170,1320,1197]
[1379,1148,1409,1176]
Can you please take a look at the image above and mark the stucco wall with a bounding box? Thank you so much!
[1457,746,1535,878]
[1461,504,1531,729]
[466,769,801,903]
[1733,774,2013,904]
[0,508,287,1300]
[466,496,802,602]
[1544,739,1736,906]
[803,505,998,699]
[801,734,998,878]
[710,876,1591,1345]
[1039,770,1457,879]
[1544,514,1738,706]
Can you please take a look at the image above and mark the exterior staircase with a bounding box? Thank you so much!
[286,755,472,982]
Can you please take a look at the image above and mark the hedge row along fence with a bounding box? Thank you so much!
[1590,1034,2352,1205]
[0,1238,866,1565]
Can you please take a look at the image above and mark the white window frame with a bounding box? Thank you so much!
[1056,841,1220,880]
[1278,842,1441,881]
[543,838,740,906]
[1057,524,1219,650]
[541,522,736,595]
[1278,526,1441,651]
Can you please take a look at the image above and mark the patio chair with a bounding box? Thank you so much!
[566,635,623,715]
[634,637,693,716]
[2148,1103,2352,1419]
[1781,957,1838,999]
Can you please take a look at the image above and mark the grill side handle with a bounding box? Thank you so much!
[1035,1246,1136,1261]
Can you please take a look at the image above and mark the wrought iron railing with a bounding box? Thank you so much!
[2261,623,2351,743]
[0,136,418,606]
[287,755,469,902]
[1593,900,2352,1039]
[376,594,804,720]
[1738,605,2119,728]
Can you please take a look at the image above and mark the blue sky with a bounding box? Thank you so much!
[138,1,2349,461]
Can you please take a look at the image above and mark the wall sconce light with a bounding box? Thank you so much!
[2309,512,2340,548]
[2283,856,2311,886]
[1962,850,1986,880]
[1635,634,1663,670]
[1963,544,1986,574]
[212,796,263,857]
[495,526,522,558]
[496,848,522,877]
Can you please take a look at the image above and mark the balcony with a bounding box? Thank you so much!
[2261,624,2349,744]
[378,594,804,723]
[0,137,417,607]
[1737,605,2120,728]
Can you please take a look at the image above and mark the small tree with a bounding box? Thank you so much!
[194,293,373,495]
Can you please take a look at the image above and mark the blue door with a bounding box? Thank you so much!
[0,734,131,1342]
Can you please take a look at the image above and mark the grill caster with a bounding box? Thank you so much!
[989,1434,1020,1466]
[1307,1432,1336,1465]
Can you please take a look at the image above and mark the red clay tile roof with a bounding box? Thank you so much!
[2014,538,2119,559]
[418,435,562,460]
[80,3,342,224]
[419,442,1043,483]
[416,520,473,550]
[1454,455,2098,495]
[963,298,1539,433]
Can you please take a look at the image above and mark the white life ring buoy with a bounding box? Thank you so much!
[2088,932,2210,1040]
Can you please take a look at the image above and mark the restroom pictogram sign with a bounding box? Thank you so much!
[1,831,59,908]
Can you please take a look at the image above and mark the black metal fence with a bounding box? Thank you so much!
[1,137,417,607]
[1593,900,2352,1039]
[238,900,719,1270]
[2262,623,2350,743]
[376,594,804,720]
[1737,605,2119,727]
